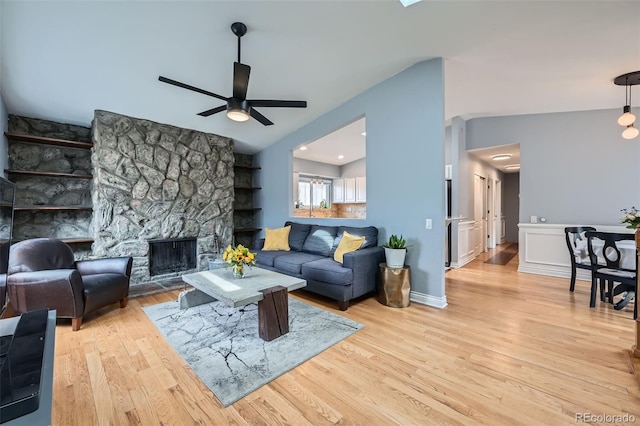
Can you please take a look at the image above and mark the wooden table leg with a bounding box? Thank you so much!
[258,286,289,341]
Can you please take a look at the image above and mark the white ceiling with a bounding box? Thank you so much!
[1,1,639,154]
[293,117,365,166]
[468,143,521,174]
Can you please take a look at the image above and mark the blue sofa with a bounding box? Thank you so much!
[255,221,384,310]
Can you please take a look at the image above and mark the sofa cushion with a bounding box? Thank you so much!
[301,258,354,286]
[331,226,378,254]
[273,252,326,275]
[284,221,312,251]
[255,250,290,267]
[263,226,291,251]
[333,231,365,263]
[302,225,338,256]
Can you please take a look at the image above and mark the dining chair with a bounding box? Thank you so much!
[585,231,637,319]
[564,226,596,292]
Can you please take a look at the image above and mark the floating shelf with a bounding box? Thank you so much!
[4,132,93,150]
[234,186,262,190]
[13,237,94,244]
[4,170,93,179]
[233,207,262,212]
[234,227,262,233]
[233,165,261,170]
[13,205,93,212]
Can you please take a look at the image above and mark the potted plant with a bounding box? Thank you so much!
[383,234,407,268]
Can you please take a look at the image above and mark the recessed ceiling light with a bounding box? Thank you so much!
[399,0,422,7]
[505,164,520,170]
[361,132,366,136]
[299,146,307,151]
[492,154,512,161]
[338,155,344,159]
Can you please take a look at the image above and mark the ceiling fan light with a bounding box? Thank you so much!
[622,124,639,139]
[227,98,251,122]
[618,106,636,126]
[227,109,250,122]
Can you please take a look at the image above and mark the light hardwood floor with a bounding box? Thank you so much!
[52,245,640,425]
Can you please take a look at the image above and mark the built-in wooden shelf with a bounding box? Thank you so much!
[234,186,262,190]
[233,165,261,170]
[14,237,94,244]
[4,170,93,179]
[4,132,93,150]
[13,205,93,212]
[234,227,262,233]
[233,207,262,212]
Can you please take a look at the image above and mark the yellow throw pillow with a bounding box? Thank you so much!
[333,231,365,264]
[263,226,291,251]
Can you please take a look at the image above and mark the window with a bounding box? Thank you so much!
[297,175,331,208]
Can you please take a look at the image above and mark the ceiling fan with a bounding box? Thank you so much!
[158,22,307,126]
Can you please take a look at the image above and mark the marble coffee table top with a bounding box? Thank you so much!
[181,267,307,308]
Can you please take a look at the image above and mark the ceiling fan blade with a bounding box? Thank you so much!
[158,76,228,102]
[197,105,227,117]
[233,62,251,100]
[250,108,274,126]
[248,100,307,108]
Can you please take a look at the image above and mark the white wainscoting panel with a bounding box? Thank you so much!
[452,220,476,268]
[518,223,632,280]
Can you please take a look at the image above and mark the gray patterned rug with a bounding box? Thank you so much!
[142,297,364,407]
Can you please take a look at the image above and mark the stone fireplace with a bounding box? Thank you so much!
[91,110,235,284]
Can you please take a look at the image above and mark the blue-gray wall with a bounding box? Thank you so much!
[467,109,640,225]
[340,158,366,178]
[504,172,519,242]
[256,59,446,301]
[293,158,340,178]
[0,93,8,177]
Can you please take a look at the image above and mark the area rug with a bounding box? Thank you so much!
[142,297,364,406]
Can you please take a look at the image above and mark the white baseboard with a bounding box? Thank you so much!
[410,291,448,309]
[451,253,475,269]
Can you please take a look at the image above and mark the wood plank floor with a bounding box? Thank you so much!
[51,245,640,425]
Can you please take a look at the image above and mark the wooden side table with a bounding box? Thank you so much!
[377,263,411,308]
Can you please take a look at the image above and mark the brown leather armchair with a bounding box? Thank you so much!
[7,238,133,331]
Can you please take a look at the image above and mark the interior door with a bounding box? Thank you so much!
[473,174,486,255]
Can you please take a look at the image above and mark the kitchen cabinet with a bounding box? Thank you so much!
[332,179,344,203]
[344,178,356,202]
[356,177,366,203]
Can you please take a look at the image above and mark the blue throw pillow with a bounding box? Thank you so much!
[302,225,338,257]
[284,221,312,252]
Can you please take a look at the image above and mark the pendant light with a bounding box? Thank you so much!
[614,71,640,139]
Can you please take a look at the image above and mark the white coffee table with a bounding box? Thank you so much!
[179,267,306,341]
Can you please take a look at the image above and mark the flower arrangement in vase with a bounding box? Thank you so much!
[222,244,257,278]
[620,206,640,230]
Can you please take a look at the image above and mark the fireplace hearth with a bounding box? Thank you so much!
[148,237,197,277]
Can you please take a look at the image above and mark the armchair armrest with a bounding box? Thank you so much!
[7,269,84,317]
[75,257,133,277]
[342,247,385,299]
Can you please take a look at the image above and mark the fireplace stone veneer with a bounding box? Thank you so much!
[91,110,235,284]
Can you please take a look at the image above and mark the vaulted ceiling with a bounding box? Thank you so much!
[1,1,638,153]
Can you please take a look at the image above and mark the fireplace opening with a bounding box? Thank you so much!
[148,237,197,277]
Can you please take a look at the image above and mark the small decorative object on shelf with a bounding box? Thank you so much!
[223,244,257,279]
